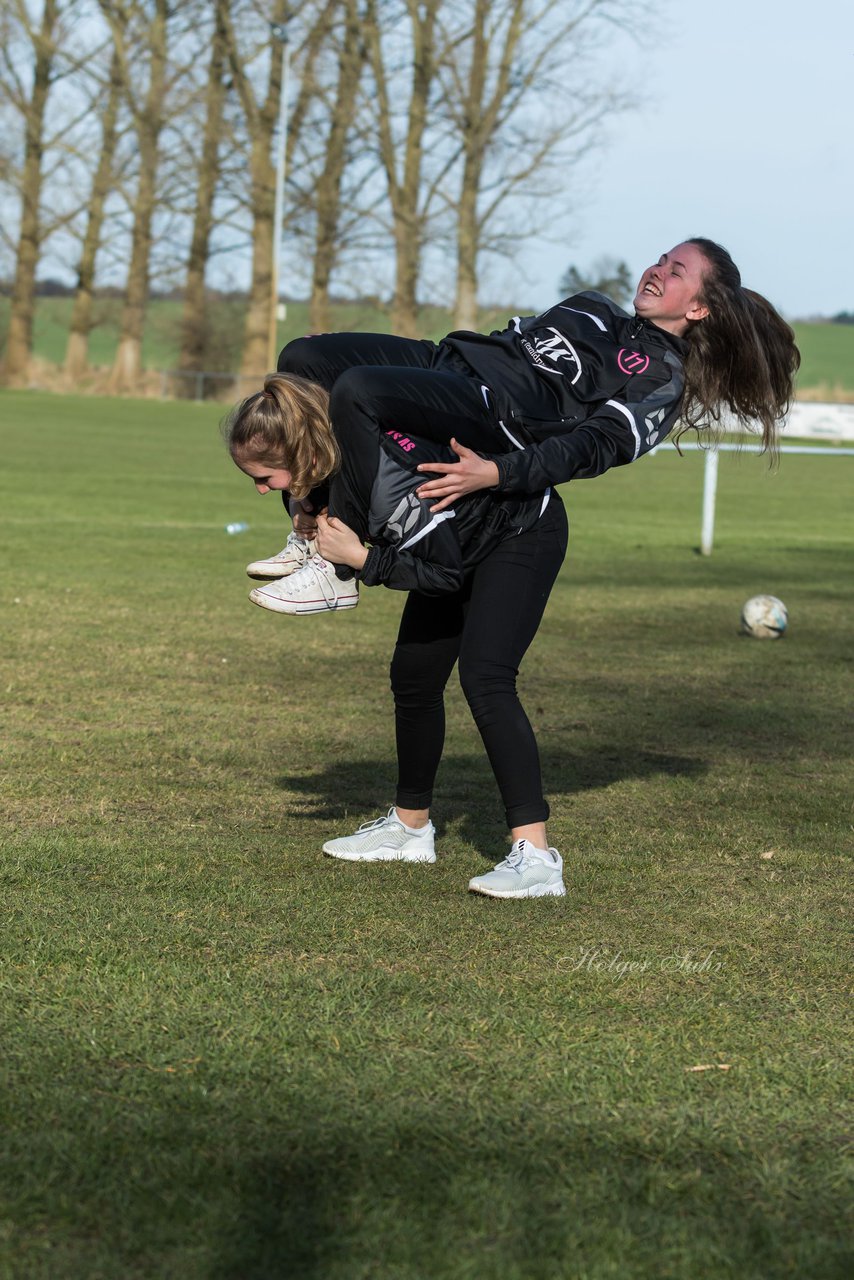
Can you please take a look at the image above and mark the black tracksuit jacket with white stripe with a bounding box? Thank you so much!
[343,431,552,597]
[299,294,687,595]
[440,291,688,493]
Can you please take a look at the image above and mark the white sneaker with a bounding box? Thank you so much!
[249,555,358,615]
[323,808,437,863]
[468,839,565,899]
[246,532,316,579]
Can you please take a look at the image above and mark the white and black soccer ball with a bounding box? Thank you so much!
[740,595,788,639]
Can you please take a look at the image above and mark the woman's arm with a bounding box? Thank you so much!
[413,439,500,513]
[314,514,368,570]
[419,365,685,502]
[315,510,465,596]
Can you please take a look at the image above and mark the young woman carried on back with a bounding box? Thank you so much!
[226,239,799,899]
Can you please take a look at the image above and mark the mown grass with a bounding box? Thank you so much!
[2,297,853,395]
[791,322,854,400]
[1,391,851,1279]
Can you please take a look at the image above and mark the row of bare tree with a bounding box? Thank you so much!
[0,0,636,388]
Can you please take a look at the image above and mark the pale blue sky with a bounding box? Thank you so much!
[513,0,853,319]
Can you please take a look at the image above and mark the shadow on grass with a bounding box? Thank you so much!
[207,1108,850,1280]
[275,748,706,852]
[10,1084,846,1278]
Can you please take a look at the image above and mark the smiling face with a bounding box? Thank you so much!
[633,241,711,336]
[235,456,293,495]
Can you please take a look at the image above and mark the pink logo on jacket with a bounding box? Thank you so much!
[617,349,650,375]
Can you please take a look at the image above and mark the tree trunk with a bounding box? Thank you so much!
[240,137,276,377]
[226,0,335,377]
[391,218,420,336]
[108,0,168,393]
[393,0,438,336]
[308,0,364,334]
[453,236,479,331]
[451,0,491,330]
[365,0,441,339]
[448,0,516,330]
[177,0,229,380]
[3,0,59,384]
[224,0,290,378]
[64,48,122,381]
[452,161,482,330]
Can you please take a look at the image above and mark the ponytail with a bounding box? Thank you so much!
[222,372,339,499]
[678,237,800,460]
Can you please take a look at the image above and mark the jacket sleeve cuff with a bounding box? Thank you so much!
[492,455,513,492]
[357,544,382,586]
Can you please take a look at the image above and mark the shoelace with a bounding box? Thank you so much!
[496,840,539,872]
[356,809,396,834]
[273,533,311,560]
[282,557,338,604]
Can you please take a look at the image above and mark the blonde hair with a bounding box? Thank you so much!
[222,372,339,499]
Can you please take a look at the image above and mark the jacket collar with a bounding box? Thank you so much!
[633,316,689,359]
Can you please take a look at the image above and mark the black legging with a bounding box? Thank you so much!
[392,497,567,826]
[279,333,568,828]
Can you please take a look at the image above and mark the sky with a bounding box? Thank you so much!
[511,0,853,319]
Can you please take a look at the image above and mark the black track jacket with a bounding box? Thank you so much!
[356,431,552,596]
[441,291,688,494]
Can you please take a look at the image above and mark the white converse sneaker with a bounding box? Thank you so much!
[468,839,565,899]
[246,532,316,579]
[249,555,358,615]
[323,808,436,862]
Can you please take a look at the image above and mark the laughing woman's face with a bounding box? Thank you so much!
[633,242,711,335]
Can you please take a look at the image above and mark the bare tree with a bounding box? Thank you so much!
[225,0,344,377]
[99,0,170,392]
[363,0,447,336]
[63,47,125,379]
[440,0,521,330]
[1,0,60,381]
[177,0,230,377]
[439,0,636,329]
[223,0,290,378]
[307,0,367,332]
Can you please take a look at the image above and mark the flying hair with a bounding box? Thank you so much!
[677,237,800,461]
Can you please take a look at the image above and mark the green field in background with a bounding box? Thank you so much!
[1,390,850,1278]
[1,296,852,394]
[791,322,854,393]
[0,297,510,370]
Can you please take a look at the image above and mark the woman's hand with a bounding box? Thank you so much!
[290,498,322,539]
[416,439,500,513]
[315,513,368,570]
[292,510,319,538]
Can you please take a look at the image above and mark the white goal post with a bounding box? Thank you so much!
[655,402,854,555]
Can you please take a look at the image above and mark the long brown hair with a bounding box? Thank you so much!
[222,372,339,499]
[679,237,800,459]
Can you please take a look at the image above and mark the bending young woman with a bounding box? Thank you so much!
[232,239,799,899]
[226,371,568,898]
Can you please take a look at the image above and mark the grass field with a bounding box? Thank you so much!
[1,391,852,1279]
[2,297,853,397]
[790,323,854,399]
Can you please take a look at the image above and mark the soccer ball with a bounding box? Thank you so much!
[740,595,788,639]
